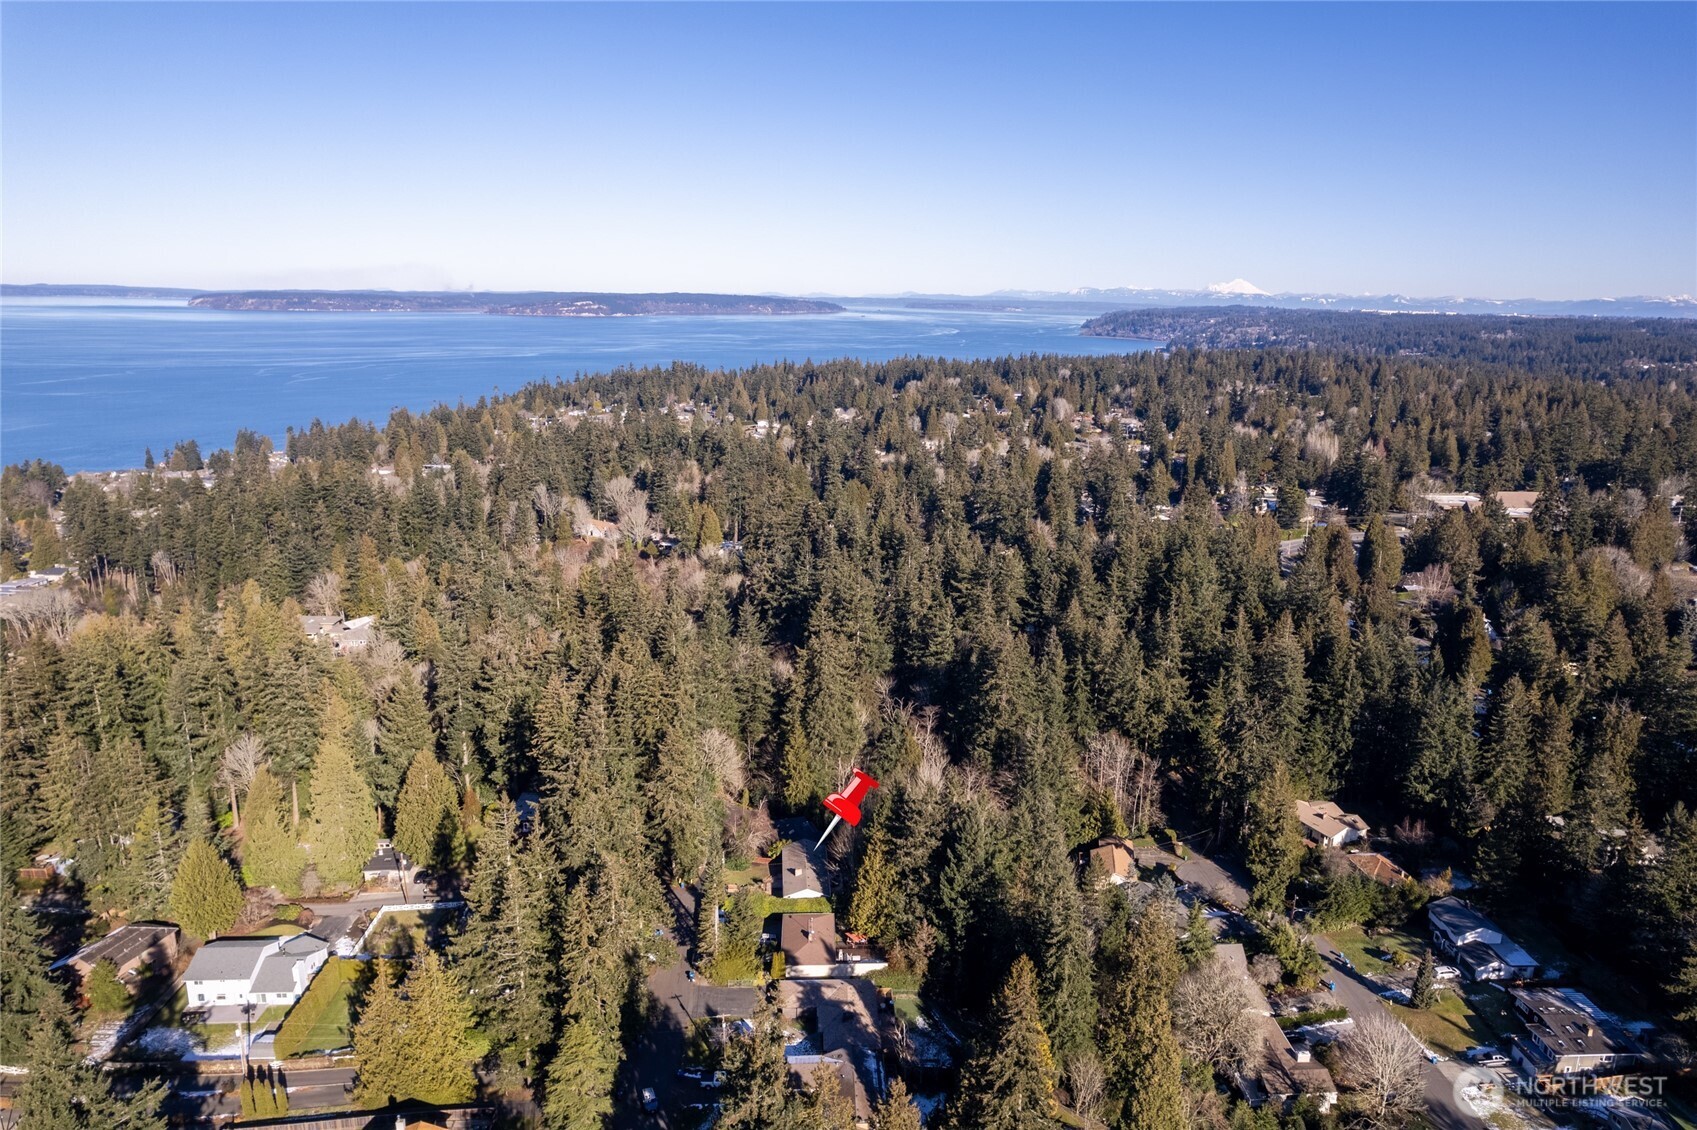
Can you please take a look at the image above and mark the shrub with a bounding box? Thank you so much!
[272,903,303,923]
[770,952,785,979]
[85,959,131,1016]
[1276,1007,1349,1030]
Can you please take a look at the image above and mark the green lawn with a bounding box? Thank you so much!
[1389,983,1517,1058]
[273,959,359,1058]
[366,908,456,958]
[248,923,306,937]
[1327,924,1425,977]
[891,993,924,1026]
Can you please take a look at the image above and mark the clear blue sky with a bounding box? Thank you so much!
[3,2,1693,298]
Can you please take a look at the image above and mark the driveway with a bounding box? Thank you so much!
[611,881,759,1130]
[1313,934,1484,1130]
[1133,845,1252,909]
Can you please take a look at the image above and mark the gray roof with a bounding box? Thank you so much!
[184,938,273,982]
[1428,896,1494,938]
[60,922,177,971]
[777,842,827,898]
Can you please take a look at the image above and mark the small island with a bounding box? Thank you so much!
[185,289,844,317]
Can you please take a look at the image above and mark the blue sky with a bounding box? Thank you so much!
[3,2,1693,298]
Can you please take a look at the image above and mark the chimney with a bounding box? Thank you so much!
[1294,1047,1312,1063]
[396,1117,408,1130]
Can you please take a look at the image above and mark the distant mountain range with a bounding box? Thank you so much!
[976,284,1697,319]
[5,282,1694,319]
[1,285,842,317]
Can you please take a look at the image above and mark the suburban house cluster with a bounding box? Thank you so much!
[1219,942,1337,1113]
[1295,800,1412,888]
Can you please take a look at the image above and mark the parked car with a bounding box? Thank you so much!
[1466,1046,1509,1066]
[640,1087,658,1112]
[1378,988,1411,1005]
[1436,965,1461,979]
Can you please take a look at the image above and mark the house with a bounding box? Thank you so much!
[1495,491,1541,520]
[780,914,886,980]
[1509,987,1641,1081]
[362,840,414,888]
[298,614,376,654]
[1296,801,1369,848]
[579,516,619,541]
[1344,852,1412,887]
[1217,943,1336,1112]
[1083,838,1137,884]
[183,933,330,1009]
[776,842,828,900]
[54,922,179,990]
[780,978,883,1128]
[1427,897,1538,982]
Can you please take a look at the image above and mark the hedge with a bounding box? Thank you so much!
[1277,1007,1349,1030]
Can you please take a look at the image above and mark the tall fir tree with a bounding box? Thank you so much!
[307,687,381,888]
[12,994,166,1129]
[170,838,243,940]
[948,956,1059,1130]
[1098,906,1184,1130]
[393,748,462,871]
[241,767,304,895]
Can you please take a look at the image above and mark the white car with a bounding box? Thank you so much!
[1435,965,1461,979]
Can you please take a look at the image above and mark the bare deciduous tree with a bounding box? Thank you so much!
[1173,953,1261,1074]
[218,733,266,829]
[150,549,180,590]
[1067,1052,1107,1120]
[1337,1012,1426,1129]
[604,475,652,542]
[699,728,745,799]
[1249,953,1284,989]
[569,497,598,540]
[303,570,343,617]
[1085,731,1163,834]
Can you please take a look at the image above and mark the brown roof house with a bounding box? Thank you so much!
[54,922,180,991]
[1296,801,1369,848]
[780,914,886,980]
[1509,987,1642,1082]
[780,978,884,1128]
[1345,852,1412,887]
[1083,838,1138,885]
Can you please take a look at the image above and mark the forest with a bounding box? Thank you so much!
[4,330,1697,1128]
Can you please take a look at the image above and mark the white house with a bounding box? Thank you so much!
[183,933,330,1009]
[1428,897,1538,982]
[1295,800,1370,848]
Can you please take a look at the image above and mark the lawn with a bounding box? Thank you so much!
[1389,983,1517,1058]
[1327,924,1425,977]
[247,923,306,938]
[366,908,457,958]
[273,959,360,1058]
[891,993,924,1026]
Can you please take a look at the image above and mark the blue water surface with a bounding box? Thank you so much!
[0,299,1157,471]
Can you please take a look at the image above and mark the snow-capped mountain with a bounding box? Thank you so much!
[970,286,1697,319]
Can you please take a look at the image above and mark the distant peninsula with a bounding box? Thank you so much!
[184,290,843,317]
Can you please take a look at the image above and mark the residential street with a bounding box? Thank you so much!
[1312,935,1484,1130]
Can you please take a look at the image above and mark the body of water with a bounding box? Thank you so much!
[0,298,1159,471]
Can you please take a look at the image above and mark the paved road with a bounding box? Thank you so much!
[1312,935,1483,1130]
[1134,844,1253,909]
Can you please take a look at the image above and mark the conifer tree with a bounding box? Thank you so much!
[874,1077,924,1130]
[1098,907,1184,1130]
[1179,900,1215,971]
[393,748,462,871]
[0,877,54,1065]
[351,961,408,1107]
[719,993,795,1129]
[1411,949,1438,1009]
[170,838,243,940]
[241,767,304,895]
[12,994,166,1129]
[697,854,724,965]
[400,949,479,1104]
[374,676,434,810]
[307,688,380,888]
[848,826,901,943]
[1243,763,1303,914]
[948,955,1059,1130]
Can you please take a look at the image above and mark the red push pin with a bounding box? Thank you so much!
[815,768,880,850]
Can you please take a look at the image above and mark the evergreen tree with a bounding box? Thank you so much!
[0,878,55,1065]
[241,767,304,895]
[393,748,462,871]
[170,838,243,940]
[399,949,479,1104]
[85,959,131,1016]
[1243,763,1303,914]
[351,961,409,1107]
[719,993,795,1129]
[12,995,166,1129]
[848,826,901,943]
[1179,900,1214,971]
[875,1077,924,1130]
[1411,949,1438,1009]
[307,688,381,888]
[697,854,724,965]
[948,956,1059,1130]
[1098,905,1184,1130]
[373,676,434,811]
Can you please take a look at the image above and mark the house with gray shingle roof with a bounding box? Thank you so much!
[183,932,329,1008]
